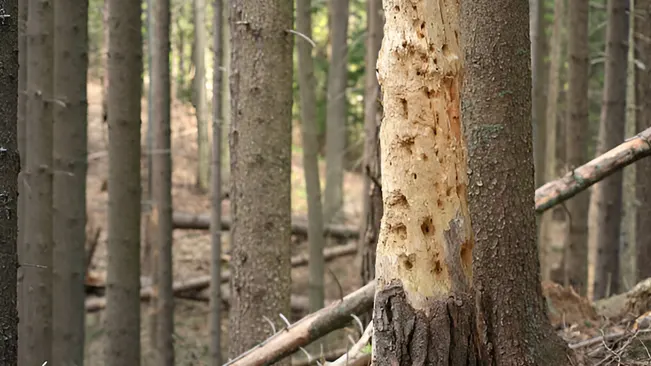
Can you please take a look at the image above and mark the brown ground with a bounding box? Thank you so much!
[83,81,365,365]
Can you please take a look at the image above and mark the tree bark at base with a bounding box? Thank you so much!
[373,284,479,366]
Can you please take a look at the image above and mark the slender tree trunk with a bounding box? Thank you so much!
[104,0,142,363]
[532,0,549,189]
[220,3,231,191]
[461,0,573,363]
[565,0,590,295]
[195,0,210,192]
[635,0,651,281]
[591,0,629,300]
[102,0,109,122]
[0,0,20,362]
[228,0,293,360]
[372,1,479,364]
[358,0,383,288]
[323,0,349,223]
[23,0,54,362]
[152,0,174,363]
[210,0,224,362]
[297,0,326,312]
[175,1,186,99]
[52,0,88,364]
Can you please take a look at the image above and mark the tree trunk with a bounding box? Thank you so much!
[540,0,565,283]
[372,1,479,364]
[296,0,326,312]
[590,0,629,300]
[531,0,549,190]
[52,0,88,364]
[358,0,383,289]
[461,0,573,364]
[195,0,210,192]
[104,0,142,363]
[152,0,174,363]
[323,0,349,223]
[175,1,186,99]
[23,0,54,362]
[565,0,590,295]
[210,0,224,362]
[227,0,293,360]
[220,1,231,190]
[635,0,651,281]
[102,0,109,122]
[0,0,20,362]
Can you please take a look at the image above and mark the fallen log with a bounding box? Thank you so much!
[85,243,358,312]
[224,281,376,366]
[172,211,359,240]
[535,127,651,212]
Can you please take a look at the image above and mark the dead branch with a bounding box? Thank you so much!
[535,127,651,213]
[224,281,376,366]
[172,211,359,240]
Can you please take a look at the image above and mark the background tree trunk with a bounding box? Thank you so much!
[372,1,479,364]
[220,1,231,191]
[635,0,651,281]
[104,0,142,363]
[0,0,20,361]
[531,0,549,190]
[23,0,54,362]
[565,0,590,295]
[296,0,326,312]
[52,0,88,364]
[102,0,109,122]
[195,0,210,192]
[590,0,629,300]
[227,0,293,360]
[151,0,174,363]
[461,0,573,363]
[323,0,349,223]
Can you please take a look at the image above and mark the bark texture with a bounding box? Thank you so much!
[565,0,590,295]
[195,0,210,191]
[358,0,383,287]
[372,1,479,364]
[460,0,573,364]
[591,0,629,300]
[0,0,19,362]
[104,0,142,363]
[52,0,88,364]
[228,0,293,359]
[296,0,326,312]
[635,0,651,281]
[152,0,174,363]
[323,0,350,223]
[23,0,54,362]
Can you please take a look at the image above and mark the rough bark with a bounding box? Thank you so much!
[372,1,479,364]
[296,0,326,312]
[461,0,573,364]
[51,0,88,364]
[531,0,549,190]
[591,0,629,300]
[635,0,651,281]
[210,0,224,362]
[228,0,293,359]
[194,0,210,192]
[104,0,143,363]
[152,0,174,363]
[358,0,383,288]
[23,0,54,362]
[323,0,350,223]
[565,0,590,295]
[0,0,19,362]
[16,0,26,361]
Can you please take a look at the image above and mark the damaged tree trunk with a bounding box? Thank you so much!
[372,0,479,364]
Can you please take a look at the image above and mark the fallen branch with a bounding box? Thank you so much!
[535,127,651,213]
[224,281,376,366]
[172,211,359,240]
[85,243,358,312]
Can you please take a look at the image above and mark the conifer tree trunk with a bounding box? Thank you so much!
[461,0,573,363]
[104,0,142,363]
[565,0,590,295]
[0,0,20,361]
[591,0,629,300]
[52,0,88,364]
[371,1,479,363]
[228,0,293,360]
[23,0,54,362]
[195,0,210,192]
